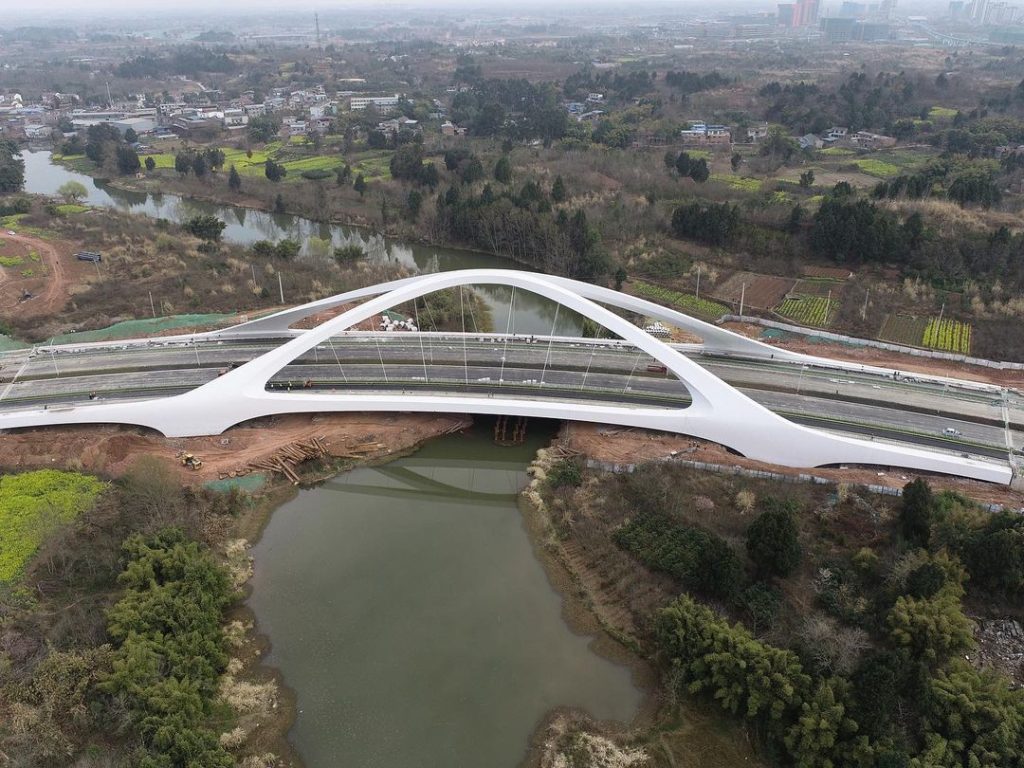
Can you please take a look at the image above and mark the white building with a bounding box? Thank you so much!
[348,94,402,114]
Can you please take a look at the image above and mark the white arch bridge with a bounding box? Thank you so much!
[0,270,1014,485]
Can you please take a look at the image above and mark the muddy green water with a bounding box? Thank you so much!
[246,426,641,768]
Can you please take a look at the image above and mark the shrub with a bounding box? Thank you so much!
[746,499,802,578]
[301,168,333,180]
[546,458,583,489]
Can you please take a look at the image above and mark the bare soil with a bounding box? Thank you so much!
[561,422,1024,508]
[0,232,87,318]
[0,412,471,483]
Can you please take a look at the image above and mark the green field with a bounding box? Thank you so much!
[819,147,856,157]
[776,295,836,327]
[0,470,105,582]
[710,174,762,191]
[630,280,730,320]
[852,158,901,178]
[0,255,23,267]
[922,317,972,354]
[54,203,89,215]
[928,106,959,120]
[879,314,928,346]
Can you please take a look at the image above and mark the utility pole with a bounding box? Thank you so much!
[250,263,258,292]
[695,265,701,300]
[148,291,157,318]
[278,271,285,304]
[739,282,746,319]
[826,288,832,320]
[861,288,870,321]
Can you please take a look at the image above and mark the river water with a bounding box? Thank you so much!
[20,152,639,764]
[247,426,642,767]
[19,150,585,336]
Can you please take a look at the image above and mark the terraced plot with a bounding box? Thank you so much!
[775,294,836,327]
[879,314,928,346]
[923,317,972,354]
[630,280,730,320]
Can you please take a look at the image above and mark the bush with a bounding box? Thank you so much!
[334,243,364,261]
[615,512,744,599]
[746,499,802,578]
[301,168,333,180]
[99,528,234,768]
[546,458,583,489]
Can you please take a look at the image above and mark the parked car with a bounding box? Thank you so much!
[943,427,962,437]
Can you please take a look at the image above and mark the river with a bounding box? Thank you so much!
[20,151,640,765]
[19,149,585,336]
[247,425,642,767]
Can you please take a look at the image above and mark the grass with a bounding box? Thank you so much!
[776,295,836,327]
[54,204,89,215]
[0,255,23,267]
[630,279,730,320]
[852,158,901,178]
[710,174,762,191]
[929,106,959,120]
[0,334,29,351]
[879,314,928,346]
[0,470,105,582]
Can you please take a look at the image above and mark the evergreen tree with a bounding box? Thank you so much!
[354,173,367,198]
[899,478,933,547]
[494,155,512,184]
[228,164,242,192]
[746,500,802,578]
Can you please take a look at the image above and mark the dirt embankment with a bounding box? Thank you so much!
[0,412,471,483]
[562,422,1024,509]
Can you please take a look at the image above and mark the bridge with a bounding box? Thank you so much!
[0,269,1019,485]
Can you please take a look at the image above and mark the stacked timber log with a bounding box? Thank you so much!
[220,437,384,485]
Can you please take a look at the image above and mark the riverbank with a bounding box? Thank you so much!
[518,443,765,768]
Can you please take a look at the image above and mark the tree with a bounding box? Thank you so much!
[613,266,627,291]
[731,152,742,172]
[406,188,423,219]
[334,244,364,261]
[746,500,802,577]
[274,193,286,214]
[191,153,208,178]
[183,214,226,242]
[494,155,512,184]
[551,174,567,203]
[174,152,192,177]
[228,164,241,192]
[336,164,352,186]
[786,204,804,234]
[57,181,88,203]
[0,140,24,194]
[799,169,815,188]
[144,156,156,172]
[248,115,280,143]
[689,158,710,183]
[115,145,141,175]
[264,159,286,182]
[354,173,367,198]
[123,127,138,144]
[674,151,692,177]
[899,479,933,547]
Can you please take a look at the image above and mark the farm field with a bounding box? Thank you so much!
[803,265,853,280]
[878,314,929,346]
[922,317,972,354]
[629,279,730,321]
[710,174,762,191]
[775,294,836,327]
[0,469,105,582]
[852,158,901,178]
[792,278,843,298]
[712,272,794,310]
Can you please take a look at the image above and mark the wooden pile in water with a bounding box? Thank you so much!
[223,437,385,485]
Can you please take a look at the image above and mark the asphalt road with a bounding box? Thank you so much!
[0,333,1018,464]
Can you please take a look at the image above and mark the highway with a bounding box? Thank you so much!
[1,332,1020,468]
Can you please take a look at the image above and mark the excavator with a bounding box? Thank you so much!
[176,451,203,470]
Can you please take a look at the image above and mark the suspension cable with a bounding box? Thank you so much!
[460,286,469,386]
[498,286,516,385]
[621,348,644,395]
[540,303,560,386]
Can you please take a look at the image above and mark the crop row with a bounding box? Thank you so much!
[922,317,971,354]
[775,295,835,327]
[630,280,730,320]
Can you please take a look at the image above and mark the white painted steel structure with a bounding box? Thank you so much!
[0,270,1011,484]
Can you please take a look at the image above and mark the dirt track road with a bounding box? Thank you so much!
[0,231,71,317]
